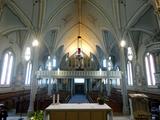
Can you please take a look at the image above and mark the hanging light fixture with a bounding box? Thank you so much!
[77,36,81,55]
[76,0,83,58]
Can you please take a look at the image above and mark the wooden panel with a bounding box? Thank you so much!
[91,111,106,120]
[50,111,65,120]
[79,111,90,120]
[66,111,78,120]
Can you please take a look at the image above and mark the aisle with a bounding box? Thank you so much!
[68,95,89,103]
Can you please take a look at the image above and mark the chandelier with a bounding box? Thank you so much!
[75,0,84,70]
[76,0,83,58]
[76,35,83,57]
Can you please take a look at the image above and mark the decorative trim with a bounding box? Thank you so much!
[36,70,122,79]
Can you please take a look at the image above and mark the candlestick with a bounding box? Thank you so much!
[53,94,55,104]
[57,94,59,104]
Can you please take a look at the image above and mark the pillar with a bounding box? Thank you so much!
[56,79,59,92]
[107,78,111,96]
[71,78,74,96]
[89,78,92,92]
[100,78,103,93]
[120,47,129,115]
[85,79,88,94]
[28,46,39,112]
[48,77,52,96]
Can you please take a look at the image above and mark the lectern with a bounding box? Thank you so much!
[129,94,151,120]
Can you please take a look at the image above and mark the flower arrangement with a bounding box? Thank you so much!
[28,110,44,120]
[97,94,108,105]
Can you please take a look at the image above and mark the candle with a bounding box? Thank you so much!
[57,94,59,104]
[53,94,55,104]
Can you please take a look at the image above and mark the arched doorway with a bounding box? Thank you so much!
[74,78,85,94]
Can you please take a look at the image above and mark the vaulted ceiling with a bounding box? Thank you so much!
[0,0,159,63]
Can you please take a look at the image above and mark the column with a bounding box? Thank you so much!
[100,78,103,93]
[107,78,111,96]
[120,47,129,115]
[89,78,92,92]
[107,71,111,96]
[71,78,74,96]
[48,77,52,96]
[28,44,39,112]
[56,79,59,92]
[52,78,56,93]
[85,79,88,94]
[67,79,71,92]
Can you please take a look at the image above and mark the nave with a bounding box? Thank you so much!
[0,0,160,120]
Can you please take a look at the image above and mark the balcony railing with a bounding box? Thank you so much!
[36,70,122,79]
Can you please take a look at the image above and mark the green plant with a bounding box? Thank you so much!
[97,94,108,105]
[28,110,44,120]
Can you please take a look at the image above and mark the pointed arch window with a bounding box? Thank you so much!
[127,47,133,86]
[103,59,107,68]
[0,51,14,85]
[127,61,133,86]
[145,53,156,86]
[24,47,32,85]
[46,56,52,71]
[53,58,56,68]
[116,67,121,86]
[25,61,32,85]
[108,57,113,71]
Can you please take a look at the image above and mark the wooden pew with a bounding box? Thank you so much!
[0,90,30,113]
[87,89,123,114]
[34,90,71,111]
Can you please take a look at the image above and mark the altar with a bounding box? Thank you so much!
[45,103,112,120]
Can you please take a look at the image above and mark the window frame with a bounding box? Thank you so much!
[25,61,32,85]
[127,61,133,86]
[0,50,14,86]
[145,52,156,87]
